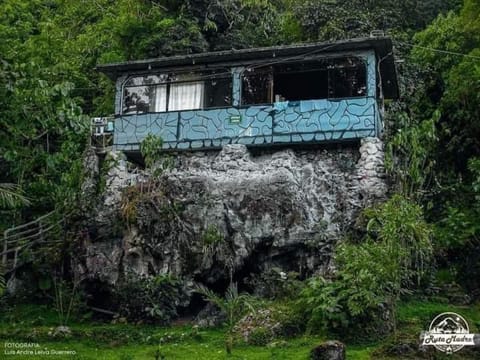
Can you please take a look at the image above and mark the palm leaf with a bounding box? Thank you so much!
[194,283,227,312]
[0,183,30,209]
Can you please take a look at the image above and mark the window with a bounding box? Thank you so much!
[329,57,367,98]
[168,81,204,111]
[242,67,273,105]
[241,57,366,105]
[122,75,165,114]
[274,63,328,101]
[122,71,232,114]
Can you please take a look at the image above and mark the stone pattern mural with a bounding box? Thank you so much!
[114,97,378,151]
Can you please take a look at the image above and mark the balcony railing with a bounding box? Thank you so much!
[112,97,380,151]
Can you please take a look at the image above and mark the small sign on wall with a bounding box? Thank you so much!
[229,115,242,124]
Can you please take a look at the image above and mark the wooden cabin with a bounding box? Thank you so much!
[95,37,398,153]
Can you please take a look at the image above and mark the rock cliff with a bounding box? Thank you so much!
[75,138,386,290]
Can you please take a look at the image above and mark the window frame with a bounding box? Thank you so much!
[240,56,368,106]
[121,70,233,115]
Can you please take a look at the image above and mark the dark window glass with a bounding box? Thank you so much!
[204,77,233,108]
[274,63,329,101]
[329,58,366,98]
[240,57,366,105]
[241,68,273,105]
[124,74,167,87]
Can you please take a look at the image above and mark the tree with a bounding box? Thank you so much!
[412,0,480,174]
[290,0,460,41]
[391,0,480,294]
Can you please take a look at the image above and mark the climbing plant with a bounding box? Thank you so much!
[140,134,173,178]
[385,112,438,202]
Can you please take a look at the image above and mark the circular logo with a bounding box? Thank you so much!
[428,312,470,353]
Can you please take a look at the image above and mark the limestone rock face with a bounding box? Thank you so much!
[76,138,386,287]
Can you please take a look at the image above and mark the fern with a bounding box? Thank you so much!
[195,282,255,354]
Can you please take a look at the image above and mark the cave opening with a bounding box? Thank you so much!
[81,279,118,319]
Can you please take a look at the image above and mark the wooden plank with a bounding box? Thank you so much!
[6,223,59,244]
[2,231,7,267]
[5,224,40,238]
[1,210,65,272]
[88,306,118,316]
[3,211,56,235]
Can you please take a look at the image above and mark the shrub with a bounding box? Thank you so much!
[299,241,400,338]
[298,195,433,339]
[201,225,224,246]
[140,134,173,176]
[246,267,303,300]
[270,303,305,337]
[435,158,480,251]
[116,273,192,324]
[248,327,271,346]
[364,194,433,287]
[234,303,304,345]
[120,185,145,224]
[434,158,480,295]
[141,134,163,170]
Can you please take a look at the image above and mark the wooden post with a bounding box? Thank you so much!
[13,247,19,271]
[38,222,44,243]
[2,230,8,267]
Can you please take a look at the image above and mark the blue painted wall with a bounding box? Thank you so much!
[113,50,381,151]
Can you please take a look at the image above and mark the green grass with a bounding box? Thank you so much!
[0,301,479,359]
[398,300,480,327]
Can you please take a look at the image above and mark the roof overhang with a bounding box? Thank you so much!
[97,37,399,99]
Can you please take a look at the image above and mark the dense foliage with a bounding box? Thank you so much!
[0,0,479,346]
[299,195,432,337]
[0,0,468,216]
[116,273,192,324]
[394,0,480,293]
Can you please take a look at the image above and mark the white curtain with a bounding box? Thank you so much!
[168,81,204,111]
[153,85,167,112]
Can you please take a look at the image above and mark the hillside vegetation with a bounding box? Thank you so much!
[0,0,479,359]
